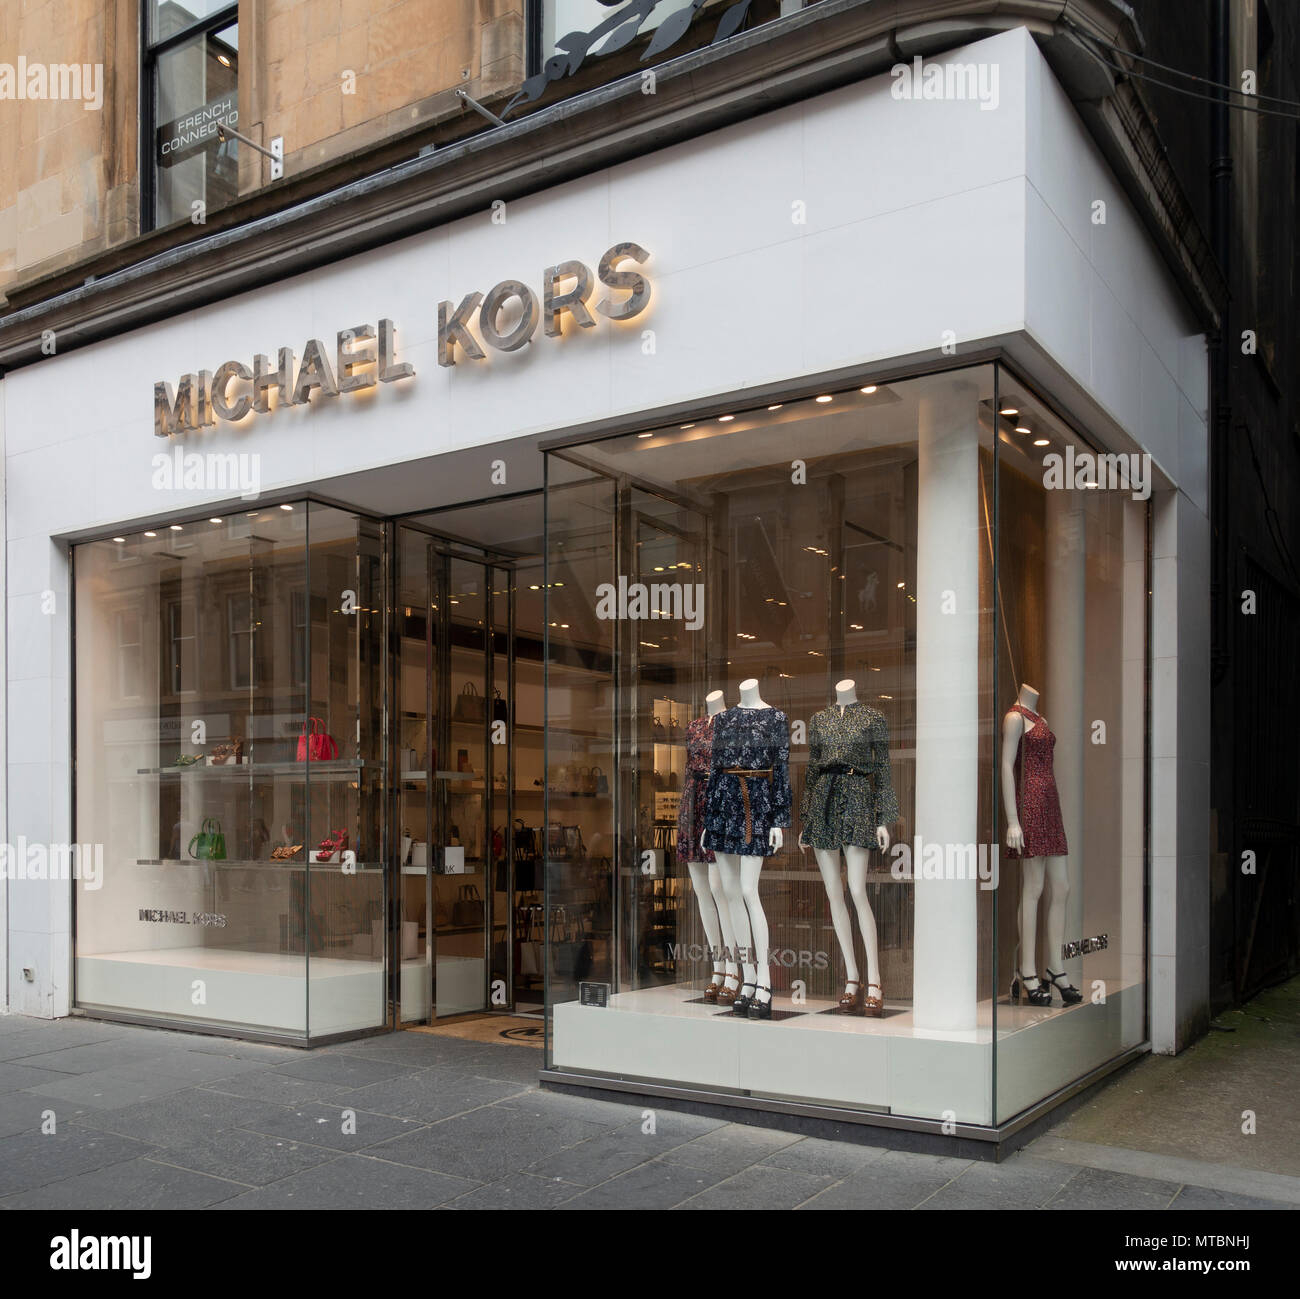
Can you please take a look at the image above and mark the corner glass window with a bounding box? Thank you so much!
[542,361,1148,1129]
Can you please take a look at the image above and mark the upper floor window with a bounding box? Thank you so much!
[146,3,239,230]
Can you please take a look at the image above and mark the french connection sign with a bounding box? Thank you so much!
[154,242,652,437]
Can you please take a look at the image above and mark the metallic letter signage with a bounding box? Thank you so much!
[438,243,652,367]
[154,244,653,435]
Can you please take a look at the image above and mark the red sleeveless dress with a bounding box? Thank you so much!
[1007,704,1068,858]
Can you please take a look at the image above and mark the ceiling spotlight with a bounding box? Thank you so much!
[718,415,735,423]
[169,524,183,531]
[1000,406,1019,416]
[209,517,222,524]
[1033,438,1050,447]
[279,503,293,511]
[216,52,232,68]
[860,385,877,395]
[767,404,783,411]
[815,395,833,404]
[1015,426,1031,435]
[144,531,157,538]
[638,432,654,439]
[112,536,125,543]
[679,423,695,430]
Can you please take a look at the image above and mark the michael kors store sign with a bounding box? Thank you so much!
[154,243,652,437]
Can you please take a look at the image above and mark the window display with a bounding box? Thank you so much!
[73,504,384,1040]
[544,362,1149,1129]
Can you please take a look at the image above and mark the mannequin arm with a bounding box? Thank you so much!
[1001,711,1025,850]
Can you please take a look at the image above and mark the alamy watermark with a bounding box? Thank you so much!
[889,836,1000,889]
[595,575,704,631]
[0,839,103,889]
[891,56,1000,111]
[1043,446,1151,501]
[0,58,104,110]
[152,446,262,498]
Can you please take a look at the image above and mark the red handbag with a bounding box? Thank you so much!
[297,717,339,762]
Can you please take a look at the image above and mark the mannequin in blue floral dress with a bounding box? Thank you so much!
[701,679,792,1019]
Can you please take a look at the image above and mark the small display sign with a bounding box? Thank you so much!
[578,982,610,1008]
[653,792,680,820]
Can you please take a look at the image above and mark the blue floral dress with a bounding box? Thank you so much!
[702,706,792,857]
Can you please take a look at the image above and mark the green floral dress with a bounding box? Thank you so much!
[799,703,900,849]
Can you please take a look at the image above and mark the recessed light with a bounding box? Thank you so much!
[216,52,232,67]
[209,517,222,524]
[638,432,654,439]
[815,395,833,404]
[679,423,695,430]
[279,504,293,511]
[1033,438,1050,447]
[718,414,735,423]
[860,385,877,395]
[897,581,905,589]
[144,531,157,537]
[1015,426,1031,435]
[112,536,125,543]
[169,524,183,531]
[1000,406,1019,416]
[767,404,783,411]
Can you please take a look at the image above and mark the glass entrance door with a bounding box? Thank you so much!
[396,531,496,1021]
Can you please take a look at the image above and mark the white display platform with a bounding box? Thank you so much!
[552,974,1145,1125]
[77,947,385,1036]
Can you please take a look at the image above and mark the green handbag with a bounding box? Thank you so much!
[188,817,227,861]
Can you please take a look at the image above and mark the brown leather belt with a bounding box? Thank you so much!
[722,767,773,843]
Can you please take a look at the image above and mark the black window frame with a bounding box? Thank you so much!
[140,1,240,235]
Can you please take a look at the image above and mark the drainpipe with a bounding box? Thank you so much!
[1209,0,1231,690]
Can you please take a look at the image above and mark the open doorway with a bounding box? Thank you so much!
[393,492,547,1023]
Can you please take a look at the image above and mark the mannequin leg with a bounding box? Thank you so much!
[715,854,755,989]
[844,847,882,992]
[686,860,725,984]
[707,861,740,983]
[740,855,770,1003]
[1018,857,1046,978]
[1043,856,1069,970]
[814,849,861,991]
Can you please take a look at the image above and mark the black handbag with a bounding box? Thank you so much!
[492,689,509,723]
[452,884,485,927]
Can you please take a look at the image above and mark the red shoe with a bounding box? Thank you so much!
[314,828,348,862]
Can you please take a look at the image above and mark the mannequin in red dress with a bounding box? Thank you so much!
[1001,682,1079,1007]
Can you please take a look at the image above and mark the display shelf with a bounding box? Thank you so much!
[135,857,385,871]
[137,759,370,778]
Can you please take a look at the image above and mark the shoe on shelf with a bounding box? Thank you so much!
[702,969,726,1004]
[748,987,773,1020]
[863,982,884,1017]
[732,983,756,1014]
[1044,969,1083,1005]
[716,973,740,1005]
[314,828,349,863]
[1011,970,1052,1007]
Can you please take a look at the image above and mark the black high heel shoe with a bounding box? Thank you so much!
[1044,969,1083,1005]
[748,987,773,1020]
[732,983,756,1014]
[1011,970,1052,1007]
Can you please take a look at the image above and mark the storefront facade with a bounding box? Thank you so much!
[2,28,1209,1142]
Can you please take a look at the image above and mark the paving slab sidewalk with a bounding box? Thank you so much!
[0,987,1296,1210]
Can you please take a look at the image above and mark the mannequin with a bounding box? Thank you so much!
[799,679,898,1016]
[1002,683,1079,1007]
[680,690,742,1003]
[702,678,791,1019]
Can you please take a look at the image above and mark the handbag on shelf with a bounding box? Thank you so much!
[188,817,227,861]
[453,682,486,723]
[547,822,568,861]
[581,765,598,795]
[297,717,339,762]
[492,689,509,723]
[451,883,485,927]
[594,765,609,795]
